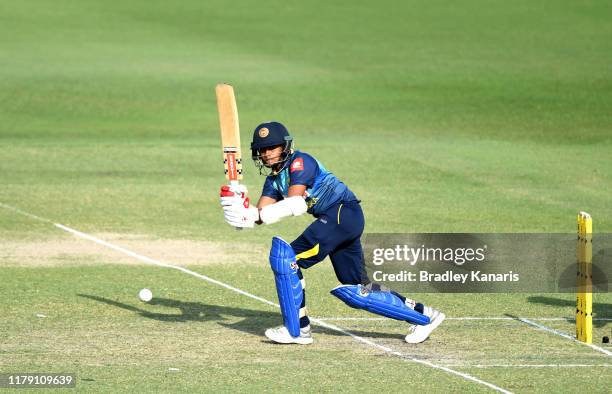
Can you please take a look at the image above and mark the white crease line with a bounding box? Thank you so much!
[0,203,512,393]
[465,364,612,369]
[0,202,53,223]
[316,317,515,321]
[316,317,612,321]
[518,318,612,357]
[529,317,612,321]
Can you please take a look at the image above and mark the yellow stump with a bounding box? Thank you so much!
[576,211,592,343]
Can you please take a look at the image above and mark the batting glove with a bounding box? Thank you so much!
[223,203,259,228]
[220,184,248,208]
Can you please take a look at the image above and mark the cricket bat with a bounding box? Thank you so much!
[216,83,242,185]
[215,83,243,230]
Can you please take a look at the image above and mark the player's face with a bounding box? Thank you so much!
[260,145,284,166]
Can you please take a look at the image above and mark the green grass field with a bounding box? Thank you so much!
[1,1,611,392]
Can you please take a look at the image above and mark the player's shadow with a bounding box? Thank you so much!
[78,294,402,340]
[79,294,279,337]
[526,296,611,328]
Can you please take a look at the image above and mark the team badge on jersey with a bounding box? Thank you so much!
[290,157,304,172]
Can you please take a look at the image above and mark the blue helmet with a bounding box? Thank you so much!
[251,121,294,175]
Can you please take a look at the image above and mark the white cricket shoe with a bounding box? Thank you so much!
[405,306,445,344]
[265,325,313,345]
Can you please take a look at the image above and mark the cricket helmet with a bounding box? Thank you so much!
[251,121,294,175]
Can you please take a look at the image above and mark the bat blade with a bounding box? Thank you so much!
[216,84,242,183]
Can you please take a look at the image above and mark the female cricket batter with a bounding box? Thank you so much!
[220,121,444,345]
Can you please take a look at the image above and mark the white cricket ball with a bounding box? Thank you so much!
[139,288,153,302]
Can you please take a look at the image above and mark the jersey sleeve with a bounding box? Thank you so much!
[261,176,282,201]
[289,153,317,187]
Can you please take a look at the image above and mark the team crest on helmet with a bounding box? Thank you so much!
[258,127,269,138]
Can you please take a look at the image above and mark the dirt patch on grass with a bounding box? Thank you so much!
[0,233,266,267]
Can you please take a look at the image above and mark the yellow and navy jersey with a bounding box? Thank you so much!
[261,150,358,216]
